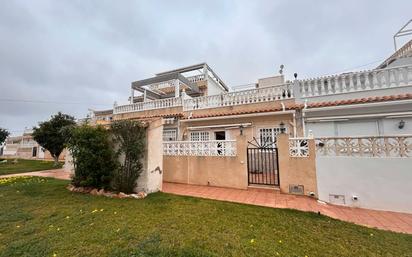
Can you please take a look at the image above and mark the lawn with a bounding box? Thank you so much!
[0,177,411,257]
[0,159,63,175]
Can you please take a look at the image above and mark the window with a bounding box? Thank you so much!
[190,131,210,141]
[258,127,283,146]
[163,129,177,141]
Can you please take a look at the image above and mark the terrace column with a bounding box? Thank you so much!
[130,88,134,104]
[175,80,180,98]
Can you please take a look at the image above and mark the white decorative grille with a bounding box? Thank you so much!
[315,136,412,158]
[163,140,237,157]
[289,138,309,157]
[259,128,283,146]
[190,131,210,141]
[163,129,177,141]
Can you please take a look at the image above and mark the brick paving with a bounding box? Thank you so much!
[162,182,412,234]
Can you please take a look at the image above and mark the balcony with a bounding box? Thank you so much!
[163,140,237,157]
[298,65,412,98]
[114,97,183,114]
[183,83,294,111]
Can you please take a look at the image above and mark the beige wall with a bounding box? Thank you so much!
[163,128,250,189]
[277,134,318,196]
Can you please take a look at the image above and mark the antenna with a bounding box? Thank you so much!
[393,19,412,50]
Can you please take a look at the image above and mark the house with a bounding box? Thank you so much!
[1,129,65,161]
[90,38,412,213]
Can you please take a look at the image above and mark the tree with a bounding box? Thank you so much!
[33,112,76,166]
[110,120,146,193]
[65,125,117,189]
[0,128,10,145]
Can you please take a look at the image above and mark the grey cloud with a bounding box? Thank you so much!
[1,0,411,135]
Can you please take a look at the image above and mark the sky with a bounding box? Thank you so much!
[1,0,411,135]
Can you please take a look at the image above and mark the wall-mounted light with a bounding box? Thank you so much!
[279,121,286,134]
[239,125,244,136]
[399,120,405,129]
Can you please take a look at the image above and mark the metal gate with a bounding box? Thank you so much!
[247,139,280,186]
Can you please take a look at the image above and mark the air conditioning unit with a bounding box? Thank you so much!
[289,184,304,195]
[329,194,345,205]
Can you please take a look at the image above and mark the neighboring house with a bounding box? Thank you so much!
[1,129,65,161]
[90,39,412,213]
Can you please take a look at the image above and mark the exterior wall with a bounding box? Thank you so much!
[135,118,163,193]
[163,128,250,189]
[257,75,285,88]
[316,156,412,213]
[179,113,295,141]
[277,134,318,196]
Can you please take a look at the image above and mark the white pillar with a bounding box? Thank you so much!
[130,88,134,104]
[175,80,180,98]
[143,89,147,101]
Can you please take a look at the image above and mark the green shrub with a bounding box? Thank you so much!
[110,120,146,193]
[66,125,117,189]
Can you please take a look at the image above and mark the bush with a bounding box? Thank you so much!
[110,120,146,193]
[66,125,117,189]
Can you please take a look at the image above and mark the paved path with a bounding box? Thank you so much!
[162,182,412,234]
[0,169,71,180]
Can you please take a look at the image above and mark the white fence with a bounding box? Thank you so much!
[315,135,412,213]
[114,97,183,114]
[316,135,412,158]
[183,83,294,111]
[298,65,412,98]
[163,140,237,157]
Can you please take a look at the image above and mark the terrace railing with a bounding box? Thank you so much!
[315,135,412,158]
[113,97,183,114]
[163,140,237,157]
[298,65,412,98]
[183,83,294,111]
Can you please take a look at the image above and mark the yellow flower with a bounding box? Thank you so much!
[53,253,57,257]
[65,216,70,219]
[278,240,282,243]
[250,239,255,243]
[116,228,120,233]
[100,209,104,212]
[57,228,60,231]
[370,233,374,236]
[114,211,117,215]
[16,225,20,228]
[92,209,98,213]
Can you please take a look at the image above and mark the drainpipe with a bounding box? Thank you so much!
[293,112,297,138]
[302,99,308,137]
[281,102,286,112]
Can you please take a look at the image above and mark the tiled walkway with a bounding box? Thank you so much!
[162,182,412,234]
[0,169,71,180]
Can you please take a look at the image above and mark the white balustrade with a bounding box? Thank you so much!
[298,65,412,98]
[163,140,237,157]
[184,83,294,111]
[315,135,412,158]
[114,97,183,114]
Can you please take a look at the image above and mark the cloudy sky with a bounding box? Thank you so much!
[1,0,411,135]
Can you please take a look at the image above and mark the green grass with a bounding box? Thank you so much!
[0,159,63,175]
[0,177,411,257]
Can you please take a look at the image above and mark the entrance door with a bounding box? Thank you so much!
[32,147,37,157]
[247,147,279,186]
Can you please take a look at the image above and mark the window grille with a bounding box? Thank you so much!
[163,129,177,141]
[190,131,210,141]
[258,127,283,146]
